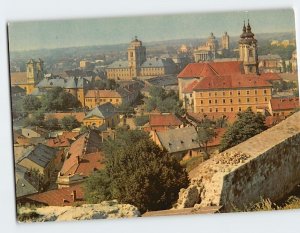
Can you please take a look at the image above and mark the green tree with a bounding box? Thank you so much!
[134,115,149,127]
[41,87,80,111]
[22,95,42,112]
[117,102,134,117]
[44,118,60,130]
[60,115,81,131]
[196,126,215,153]
[85,136,189,213]
[219,108,267,152]
[24,110,45,127]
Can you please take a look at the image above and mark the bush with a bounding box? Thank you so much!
[61,115,81,131]
[134,115,149,126]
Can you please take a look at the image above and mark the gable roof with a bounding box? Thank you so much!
[156,127,200,154]
[23,184,84,206]
[84,102,118,119]
[85,89,127,98]
[45,112,85,122]
[270,97,300,111]
[107,60,129,69]
[60,131,102,175]
[17,144,58,168]
[10,72,27,85]
[15,164,39,198]
[149,113,182,127]
[178,61,243,79]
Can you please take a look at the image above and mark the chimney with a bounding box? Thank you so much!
[76,156,80,164]
[71,190,77,202]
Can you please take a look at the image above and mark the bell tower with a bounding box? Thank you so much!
[239,20,259,74]
[127,36,146,78]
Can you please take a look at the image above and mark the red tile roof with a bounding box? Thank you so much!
[259,72,282,81]
[24,184,84,206]
[265,115,285,127]
[193,74,272,90]
[10,72,27,85]
[44,112,85,122]
[182,80,199,93]
[60,131,102,175]
[149,113,183,127]
[207,128,226,147]
[187,111,237,124]
[47,137,72,148]
[178,61,243,79]
[270,97,300,111]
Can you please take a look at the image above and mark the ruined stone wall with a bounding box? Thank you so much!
[176,112,300,212]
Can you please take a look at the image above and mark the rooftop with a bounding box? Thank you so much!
[270,97,300,111]
[149,113,183,127]
[84,102,118,119]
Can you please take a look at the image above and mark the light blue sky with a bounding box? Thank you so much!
[8,8,295,51]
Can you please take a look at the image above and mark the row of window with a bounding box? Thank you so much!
[199,97,269,105]
[85,98,119,103]
[200,106,248,113]
[197,89,268,97]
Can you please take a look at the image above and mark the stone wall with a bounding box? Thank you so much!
[176,112,300,212]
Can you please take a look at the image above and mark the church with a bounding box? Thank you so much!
[178,21,281,114]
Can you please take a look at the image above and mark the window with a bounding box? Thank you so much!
[265,97,268,102]
[223,99,225,104]
[238,99,241,103]
[247,98,250,103]
[209,108,212,112]
[215,92,217,96]
[230,91,233,96]
[264,89,267,94]
[224,108,226,112]
[201,109,204,113]
[200,92,203,97]
[239,107,242,112]
[116,99,119,102]
[216,108,218,112]
[255,98,258,102]
[223,92,225,96]
[231,107,234,112]
[209,100,212,104]
[215,99,218,104]
[247,90,250,95]
[190,93,192,97]
[238,91,241,96]
[200,100,203,104]
[209,92,211,96]
[230,99,233,104]
[255,90,258,94]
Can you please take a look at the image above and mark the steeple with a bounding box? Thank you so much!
[238,20,259,75]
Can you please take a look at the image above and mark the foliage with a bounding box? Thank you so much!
[134,115,149,126]
[44,118,60,130]
[145,87,183,115]
[117,102,134,116]
[219,108,267,152]
[11,97,26,119]
[196,126,215,152]
[258,44,296,60]
[294,88,299,97]
[60,115,81,131]
[41,87,80,111]
[24,110,45,127]
[180,156,204,173]
[273,80,297,92]
[22,95,42,112]
[17,211,41,222]
[85,129,189,213]
[94,79,119,90]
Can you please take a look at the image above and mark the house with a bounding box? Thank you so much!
[16,144,60,185]
[46,131,79,148]
[151,126,202,160]
[83,102,119,128]
[21,126,48,139]
[15,164,39,199]
[44,112,86,123]
[19,184,84,206]
[143,112,183,132]
[57,130,104,188]
[258,54,284,73]
[269,97,299,117]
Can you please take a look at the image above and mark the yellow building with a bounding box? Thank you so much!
[84,89,129,109]
[83,102,119,128]
[10,58,44,94]
[178,21,278,114]
[106,37,176,80]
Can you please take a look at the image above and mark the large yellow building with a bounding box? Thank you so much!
[178,21,280,114]
[106,37,176,80]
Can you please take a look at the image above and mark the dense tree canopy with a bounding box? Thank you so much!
[61,115,81,131]
[24,110,45,127]
[84,129,189,213]
[41,87,80,111]
[145,87,184,115]
[219,108,267,152]
[22,95,42,112]
[94,79,119,90]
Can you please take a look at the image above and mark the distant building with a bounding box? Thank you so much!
[106,37,177,80]
[194,33,219,62]
[221,32,230,50]
[143,112,183,132]
[291,50,298,74]
[258,54,284,73]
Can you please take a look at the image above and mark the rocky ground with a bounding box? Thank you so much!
[17,200,140,222]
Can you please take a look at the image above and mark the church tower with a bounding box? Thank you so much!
[221,32,229,50]
[26,58,44,94]
[127,36,146,78]
[239,20,259,74]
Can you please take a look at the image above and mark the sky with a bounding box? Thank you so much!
[8,8,295,51]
